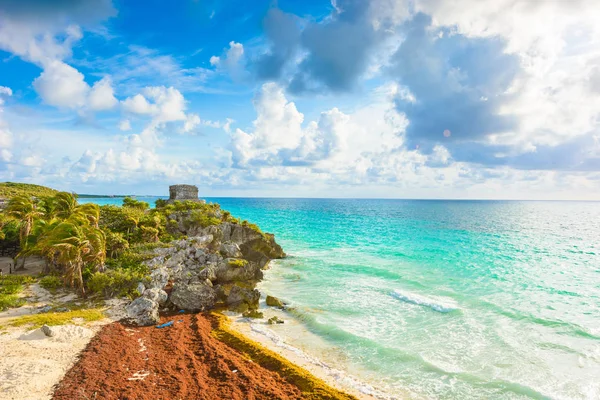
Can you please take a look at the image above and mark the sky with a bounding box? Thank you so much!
[0,0,599,199]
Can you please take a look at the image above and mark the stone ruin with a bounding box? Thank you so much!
[168,184,205,203]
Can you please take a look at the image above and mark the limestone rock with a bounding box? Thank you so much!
[136,282,146,295]
[125,297,160,326]
[267,316,284,325]
[143,288,168,306]
[215,259,263,283]
[242,310,264,319]
[227,285,260,311]
[41,324,55,337]
[220,242,243,258]
[266,295,284,309]
[149,267,169,289]
[170,283,216,311]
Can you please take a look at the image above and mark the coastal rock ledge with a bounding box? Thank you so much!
[125,211,285,325]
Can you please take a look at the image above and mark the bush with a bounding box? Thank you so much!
[0,275,34,295]
[123,197,150,210]
[87,269,148,298]
[39,275,63,291]
[0,294,25,311]
[104,250,151,273]
[228,259,248,268]
[188,209,221,229]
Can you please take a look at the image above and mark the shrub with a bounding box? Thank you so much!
[39,275,63,291]
[105,231,129,258]
[123,197,150,210]
[228,259,248,268]
[87,268,148,298]
[0,294,25,311]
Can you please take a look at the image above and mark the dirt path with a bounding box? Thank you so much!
[53,313,352,400]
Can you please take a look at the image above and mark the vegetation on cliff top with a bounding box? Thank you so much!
[0,183,269,304]
[0,182,58,199]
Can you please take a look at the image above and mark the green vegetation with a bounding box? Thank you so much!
[3,309,105,329]
[0,294,24,310]
[1,183,268,302]
[87,268,147,298]
[39,275,63,292]
[0,182,58,200]
[228,259,248,268]
[0,275,34,311]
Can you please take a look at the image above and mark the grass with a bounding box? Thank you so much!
[0,275,35,311]
[211,312,357,400]
[39,275,63,292]
[0,294,25,311]
[2,309,105,329]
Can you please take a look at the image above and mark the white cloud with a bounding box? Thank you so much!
[0,86,12,105]
[0,87,13,161]
[211,41,247,81]
[88,77,118,110]
[182,114,201,133]
[118,119,132,131]
[122,86,187,123]
[230,82,406,169]
[33,60,89,109]
[122,93,156,115]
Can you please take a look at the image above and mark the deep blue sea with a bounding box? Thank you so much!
[81,197,600,399]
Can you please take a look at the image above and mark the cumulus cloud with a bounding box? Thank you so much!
[0,0,116,111]
[0,87,13,162]
[88,77,118,110]
[210,41,247,82]
[33,60,90,109]
[390,13,520,145]
[122,86,186,123]
[230,82,406,169]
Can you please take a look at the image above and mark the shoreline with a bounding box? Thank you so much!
[227,312,392,400]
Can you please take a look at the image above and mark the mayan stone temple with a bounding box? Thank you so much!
[168,184,205,203]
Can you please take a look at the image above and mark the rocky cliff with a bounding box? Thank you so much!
[125,215,285,326]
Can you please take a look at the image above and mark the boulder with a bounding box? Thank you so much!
[41,324,55,337]
[170,283,216,311]
[198,265,217,282]
[215,259,263,283]
[266,295,284,308]
[220,242,243,258]
[149,267,169,289]
[242,310,264,319]
[136,282,146,295]
[125,297,160,326]
[143,288,168,306]
[226,285,260,311]
[267,316,284,325]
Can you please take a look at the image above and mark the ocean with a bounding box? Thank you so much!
[81,197,600,399]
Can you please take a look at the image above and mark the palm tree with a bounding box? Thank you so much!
[6,195,44,269]
[52,192,100,227]
[38,221,106,296]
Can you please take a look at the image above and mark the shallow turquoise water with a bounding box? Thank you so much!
[83,197,600,399]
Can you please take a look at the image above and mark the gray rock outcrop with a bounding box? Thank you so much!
[125,297,160,326]
[170,283,216,311]
[123,207,285,325]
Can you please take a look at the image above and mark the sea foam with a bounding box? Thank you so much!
[249,323,398,400]
[390,289,459,313]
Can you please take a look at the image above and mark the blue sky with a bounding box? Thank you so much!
[0,0,599,199]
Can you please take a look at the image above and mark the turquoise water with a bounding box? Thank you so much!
[83,197,600,399]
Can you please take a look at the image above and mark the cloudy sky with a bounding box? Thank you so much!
[0,0,599,199]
